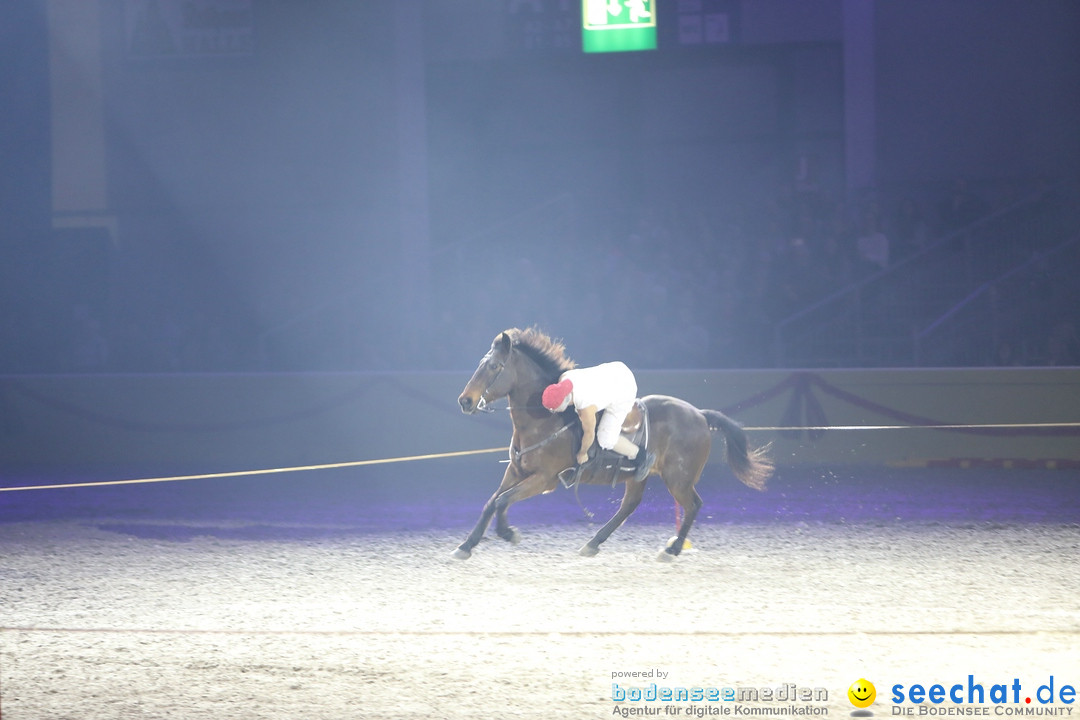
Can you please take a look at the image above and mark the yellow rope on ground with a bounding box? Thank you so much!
[744,422,1080,431]
[0,447,509,493]
[2,420,1077,494]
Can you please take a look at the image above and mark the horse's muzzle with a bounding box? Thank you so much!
[459,393,493,414]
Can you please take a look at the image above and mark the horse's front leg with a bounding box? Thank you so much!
[493,471,558,544]
[452,492,499,559]
[453,463,527,560]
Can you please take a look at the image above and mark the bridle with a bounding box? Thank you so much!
[472,350,507,413]
[471,344,581,476]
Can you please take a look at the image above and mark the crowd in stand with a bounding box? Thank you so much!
[430,177,1077,371]
[52,178,1080,374]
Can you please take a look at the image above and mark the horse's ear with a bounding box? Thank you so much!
[494,331,512,354]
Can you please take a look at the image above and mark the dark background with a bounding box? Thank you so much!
[2,0,1079,374]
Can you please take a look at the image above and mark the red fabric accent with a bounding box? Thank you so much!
[542,379,573,410]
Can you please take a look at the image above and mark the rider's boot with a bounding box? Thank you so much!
[613,436,655,483]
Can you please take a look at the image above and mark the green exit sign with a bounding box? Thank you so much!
[582,0,657,53]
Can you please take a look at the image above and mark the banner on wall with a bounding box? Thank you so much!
[125,0,254,58]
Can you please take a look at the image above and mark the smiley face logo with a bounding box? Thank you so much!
[848,679,876,708]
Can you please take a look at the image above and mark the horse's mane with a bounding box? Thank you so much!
[508,327,575,381]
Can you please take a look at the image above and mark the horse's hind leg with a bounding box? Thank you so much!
[660,481,703,561]
[580,478,646,557]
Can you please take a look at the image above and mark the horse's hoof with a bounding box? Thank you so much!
[656,548,677,562]
[452,547,472,560]
[498,527,521,545]
[667,536,692,551]
[579,543,599,557]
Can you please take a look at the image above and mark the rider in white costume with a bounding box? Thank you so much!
[541,361,655,482]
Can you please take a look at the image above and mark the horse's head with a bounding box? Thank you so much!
[458,331,516,414]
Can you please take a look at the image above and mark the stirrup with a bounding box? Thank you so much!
[559,454,595,488]
[558,465,580,488]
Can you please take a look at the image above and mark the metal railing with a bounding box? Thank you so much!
[772,181,1079,368]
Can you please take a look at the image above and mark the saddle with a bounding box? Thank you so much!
[559,399,650,488]
[617,399,649,449]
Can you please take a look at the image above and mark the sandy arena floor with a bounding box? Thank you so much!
[1,465,1078,719]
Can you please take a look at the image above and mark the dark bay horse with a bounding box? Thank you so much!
[455,328,773,561]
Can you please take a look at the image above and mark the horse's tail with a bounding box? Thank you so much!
[702,409,773,491]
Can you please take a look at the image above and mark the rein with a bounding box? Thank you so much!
[510,420,574,463]
[480,339,594,519]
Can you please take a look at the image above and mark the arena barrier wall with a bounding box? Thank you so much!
[1,368,1078,475]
